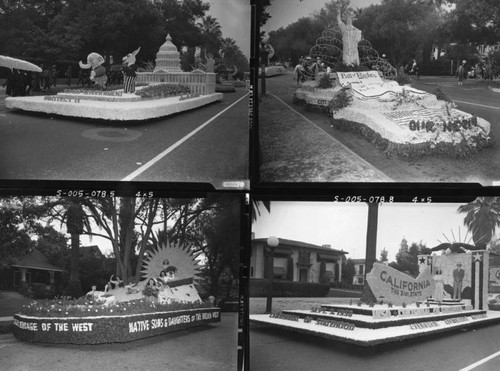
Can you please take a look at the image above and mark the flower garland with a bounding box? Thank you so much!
[20,296,213,318]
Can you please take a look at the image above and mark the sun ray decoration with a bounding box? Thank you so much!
[433,228,481,253]
[141,243,202,284]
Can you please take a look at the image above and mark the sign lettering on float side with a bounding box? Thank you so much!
[366,263,435,305]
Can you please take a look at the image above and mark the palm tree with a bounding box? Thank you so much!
[252,200,271,222]
[197,15,222,37]
[458,197,500,250]
[219,37,237,58]
[196,15,222,56]
[44,197,96,297]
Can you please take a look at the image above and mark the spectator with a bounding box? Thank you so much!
[32,70,41,92]
[42,65,52,91]
[51,65,58,87]
[457,60,467,86]
[23,71,32,96]
[409,59,419,79]
[77,68,85,87]
[65,66,72,86]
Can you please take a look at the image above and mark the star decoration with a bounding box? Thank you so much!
[419,257,426,264]
[473,252,482,262]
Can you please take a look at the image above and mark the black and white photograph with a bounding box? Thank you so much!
[257,0,500,184]
[250,197,500,370]
[0,0,250,189]
[0,191,242,370]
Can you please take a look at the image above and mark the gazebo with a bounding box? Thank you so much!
[11,249,64,290]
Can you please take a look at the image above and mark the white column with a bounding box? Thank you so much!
[338,257,343,282]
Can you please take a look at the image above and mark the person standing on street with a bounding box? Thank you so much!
[457,60,467,86]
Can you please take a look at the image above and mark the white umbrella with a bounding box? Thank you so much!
[0,55,42,72]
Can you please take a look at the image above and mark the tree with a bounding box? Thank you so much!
[194,195,241,300]
[379,247,389,263]
[37,197,98,297]
[342,258,355,284]
[44,0,164,64]
[155,0,209,50]
[219,37,249,77]
[267,18,324,66]
[0,200,34,267]
[356,0,443,66]
[252,200,271,222]
[390,238,427,277]
[197,15,222,56]
[458,197,500,250]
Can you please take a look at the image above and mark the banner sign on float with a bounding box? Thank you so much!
[336,71,383,87]
[366,263,435,305]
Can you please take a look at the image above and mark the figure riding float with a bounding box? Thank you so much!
[122,47,140,94]
[79,52,107,90]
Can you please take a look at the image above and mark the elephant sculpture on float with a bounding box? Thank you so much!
[79,52,107,90]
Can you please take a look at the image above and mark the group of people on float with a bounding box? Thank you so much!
[146,265,178,292]
[294,56,329,86]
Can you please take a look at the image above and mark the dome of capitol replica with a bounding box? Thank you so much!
[154,33,183,72]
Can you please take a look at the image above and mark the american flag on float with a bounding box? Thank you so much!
[384,108,471,126]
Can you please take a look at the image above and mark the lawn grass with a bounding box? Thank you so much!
[258,94,389,182]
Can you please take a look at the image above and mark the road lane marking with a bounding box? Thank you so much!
[269,93,393,181]
[453,100,500,110]
[460,350,500,371]
[121,93,249,181]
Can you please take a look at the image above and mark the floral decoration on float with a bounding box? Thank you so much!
[295,71,493,158]
[12,244,221,344]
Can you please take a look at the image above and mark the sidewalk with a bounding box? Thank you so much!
[0,291,31,332]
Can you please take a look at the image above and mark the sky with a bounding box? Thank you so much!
[206,0,251,58]
[261,0,383,34]
[252,201,475,262]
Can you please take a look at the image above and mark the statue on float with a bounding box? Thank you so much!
[121,47,141,94]
[336,7,362,66]
[79,52,107,90]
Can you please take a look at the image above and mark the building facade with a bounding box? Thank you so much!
[251,238,347,284]
[352,259,366,285]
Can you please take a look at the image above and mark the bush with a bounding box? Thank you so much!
[328,87,352,115]
[249,279,330,297]
[395,72,414,86]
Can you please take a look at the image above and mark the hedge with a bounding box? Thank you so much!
[250,279,330,297]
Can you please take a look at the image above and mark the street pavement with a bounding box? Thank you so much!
[0,87,249,188]
[251,307,500,371]
[1,312,238,371]
[261,72,500,184]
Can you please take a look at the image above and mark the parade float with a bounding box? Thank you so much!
[250,250,500,347]
[5,34,223,121]
[12,244,220,344]
[293,9,493,158]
